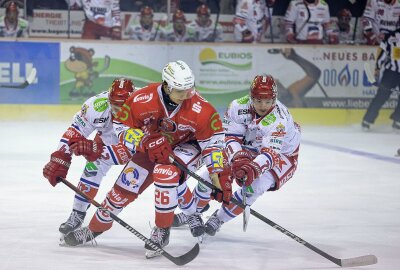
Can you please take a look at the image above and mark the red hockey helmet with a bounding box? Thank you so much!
[196,4,210,17]
[173,9,186,23]
[109,78,135,114]
[250,75,277,101]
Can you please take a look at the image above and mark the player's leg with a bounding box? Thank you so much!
[59,161,112,235]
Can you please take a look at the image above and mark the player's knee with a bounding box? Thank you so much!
[153,164,181,186]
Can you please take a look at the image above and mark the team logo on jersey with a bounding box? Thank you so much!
[272,123,286,137]
[121,167,139,188]
[158,118,177,133]
[81,104,88,117]
[93,98,109,112]
[133,93,153,103]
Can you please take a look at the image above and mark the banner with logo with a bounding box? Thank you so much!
[58,42,396,109]
[0,41,59,104]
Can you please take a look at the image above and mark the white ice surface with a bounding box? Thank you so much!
[0,121,399,270]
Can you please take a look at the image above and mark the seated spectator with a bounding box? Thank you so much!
[334,8,354,44]
[67,0,122,40]
[362,0,400,45]
[189,4,223,42]
[159,9,196,42]
[233,0,269,43]
[0,1,29,38]
[284,0,337,44]
[126,6,163,41]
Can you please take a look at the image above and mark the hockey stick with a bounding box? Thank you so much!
[170,157,378,267]
[0,67,37,89]
[58,177,200,266]
[295,1,311,39]
[97,55,110,74]
[211,0,221,42]
[266,3,274,43]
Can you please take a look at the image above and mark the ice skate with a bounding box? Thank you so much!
[145,226,170,259]
[205,210,224,236]
[172,212,188,227]
[59,210,86,235]
[361,120,372,131]
[187,213,205,241]
[61,226,101,246]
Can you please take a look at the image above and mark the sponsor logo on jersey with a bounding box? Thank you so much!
[210,112,222,131]
[81,104,88,117]
[192,102,202,113]
[178,124,196,132]
[238,108,250,115]
[261,114,276,126]
[84,162,98,177]
[76,115,86,127]
[121,167,139,188]
[94,116,109,124]
[93,98,109,112]
[272,123,286,137]
[133,93,153,103]
[237,95,250,104]
[154,166,178,181]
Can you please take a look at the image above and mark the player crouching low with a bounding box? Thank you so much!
[173,75,301,236]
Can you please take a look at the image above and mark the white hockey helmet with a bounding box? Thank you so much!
[162,60,195,91]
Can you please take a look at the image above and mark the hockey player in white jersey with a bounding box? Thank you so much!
[362,0,400,45]
[284,0,337,44]
[43,78,135,236]
[185,75,301,236]
[233,0,270,43]
[126,6,162,41]
[189,4,223,42]
[68,0,121,39]
[0,1,28,38]
[160,9,196,42]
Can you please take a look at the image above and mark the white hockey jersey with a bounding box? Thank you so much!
[233,0,269,42]
[126,20,161,41]
[159,23,196,42]
[362,0,400,36]
[0,16,28,37]
[223,96,301,161]
[58,91,118,154]
[69,0,121,28]
[284,0,331,41]
[188,19,223,42]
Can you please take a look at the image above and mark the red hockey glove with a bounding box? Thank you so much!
[68,137,103,162]
[211,166,233,206]
[231,150,262,187]
[141,133,173,164]
[110,26,121,40]
[43,151,72,187]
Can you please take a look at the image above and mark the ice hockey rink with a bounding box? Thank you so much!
[0,121,399,270]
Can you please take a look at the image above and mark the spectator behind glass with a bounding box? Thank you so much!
[67,0,121,40]
[284,0,337,44]
[362,0,400,45]
[334,8,354,44]
[126,6,163,41]
[189,4,223,42]
[159,9,196,42]
[0,1,29,37]
[233,0,269,43]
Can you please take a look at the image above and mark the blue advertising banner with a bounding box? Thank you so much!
[0,41,59,104]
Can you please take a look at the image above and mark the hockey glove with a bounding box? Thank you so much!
[141,133,173,164]
[210,166,233,206]
[68,137,103,162]
[43,151,72,187]
[231,150,262,187]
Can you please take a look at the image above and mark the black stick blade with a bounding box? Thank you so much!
[163,243,200,266]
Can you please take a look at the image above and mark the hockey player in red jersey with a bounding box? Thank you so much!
[62,60,231,258]
[43,78,135,238]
